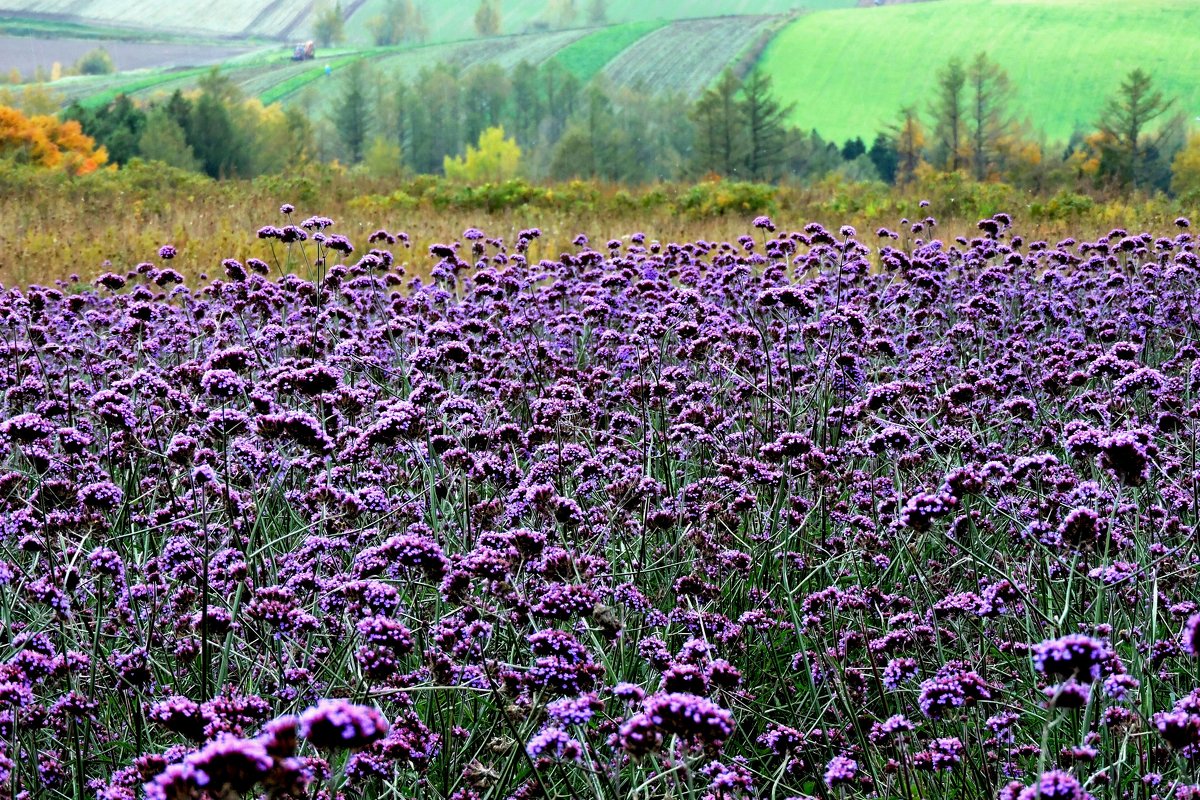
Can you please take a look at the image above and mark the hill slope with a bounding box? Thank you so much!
[760,0,1200,143]
[599,15,785,99]
[343,0,854,45]
[0,0,312,38]
[0,0,857,43]
[52,13,795,111]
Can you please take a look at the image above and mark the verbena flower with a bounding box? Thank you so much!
[298,700,388,750]
[1031,634,1115,683]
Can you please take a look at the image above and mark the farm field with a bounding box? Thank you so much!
[0,0,856,46]
[22,0,1200,154]
[0,34,254,78]
[325,27,588,89]
[550,19,665,82]
[0,0,312,38]
[599,14,786,98]
[761,0,1200,143]
[342,0,852,45]
[47,12,788,113]
[1,187,1200,798]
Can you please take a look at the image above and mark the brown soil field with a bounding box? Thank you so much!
[0,35,254,78]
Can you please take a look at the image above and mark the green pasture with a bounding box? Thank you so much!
[760,0,1200,143]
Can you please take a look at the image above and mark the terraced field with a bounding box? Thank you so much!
[0,0,858,45]
[343,0,854,45]
[0,34,253,79]
[550,20,665,82]
[361,27,587,82]
[259,26,589,109]
[600,14,786,97]
[0,0,313,38]
[53,26,592,111]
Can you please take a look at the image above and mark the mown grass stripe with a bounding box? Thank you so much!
[551,20,666,82]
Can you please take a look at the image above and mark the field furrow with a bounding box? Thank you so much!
[600,14,783,97]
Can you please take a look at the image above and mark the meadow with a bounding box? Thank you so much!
[761,0,1200,143]
[2,165,1200,797]
[4,3,1200,797]
[0,164,1189,288]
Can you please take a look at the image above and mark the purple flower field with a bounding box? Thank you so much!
[1,208,1200,799]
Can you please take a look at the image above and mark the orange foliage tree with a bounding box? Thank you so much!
[0,105,107,174]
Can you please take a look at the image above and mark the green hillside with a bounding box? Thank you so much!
[50,0,1200,152]
[344,0,854,45]
[0,0,311,38]
[551,20,665,82]
[760,0,1200,144]
[50,12,793,112]
[600,15,785,98]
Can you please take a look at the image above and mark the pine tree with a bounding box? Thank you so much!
[739,69,792,181]
[333,60,372,163]
[539,60,580,143]
[1096,67,1174,190]
[965,52,1013,181]
[408,64,464,174]
[463,64,511,146]
[868,132,898,183]
[690,70,747,178]
[510,61,544,146]
[164,90,192,135]
[550,83,616,179]
[891,106,925,184]
[64,93,145,165]
[930,56,966,171]
[188,92,238,177]
[841,137,866,161]
[474,0,501,36]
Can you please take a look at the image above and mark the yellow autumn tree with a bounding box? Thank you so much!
[0,105,107,174]
[892,106,926,185]
[443,125,521,183]
[1171,132,1200,198]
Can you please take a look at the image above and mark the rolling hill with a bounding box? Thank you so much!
[49,13,797,112]
[0,0,313,38]
[597,15,785,99]
[760,0,1200,143]
[342,0,854,46]
[0,0,854,43]
[16,0,1200,152]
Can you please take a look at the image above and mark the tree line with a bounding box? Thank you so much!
[309,0,610,48]
[320,57,878,185]
[896,53,1187,193]
[62,71,312,178]
[14,49,1200,199]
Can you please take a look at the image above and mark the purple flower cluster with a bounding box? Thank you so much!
[619,692,735,754]
[297,700,388,750]
[1,211,1199,799]
[1032,634,1116,683]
